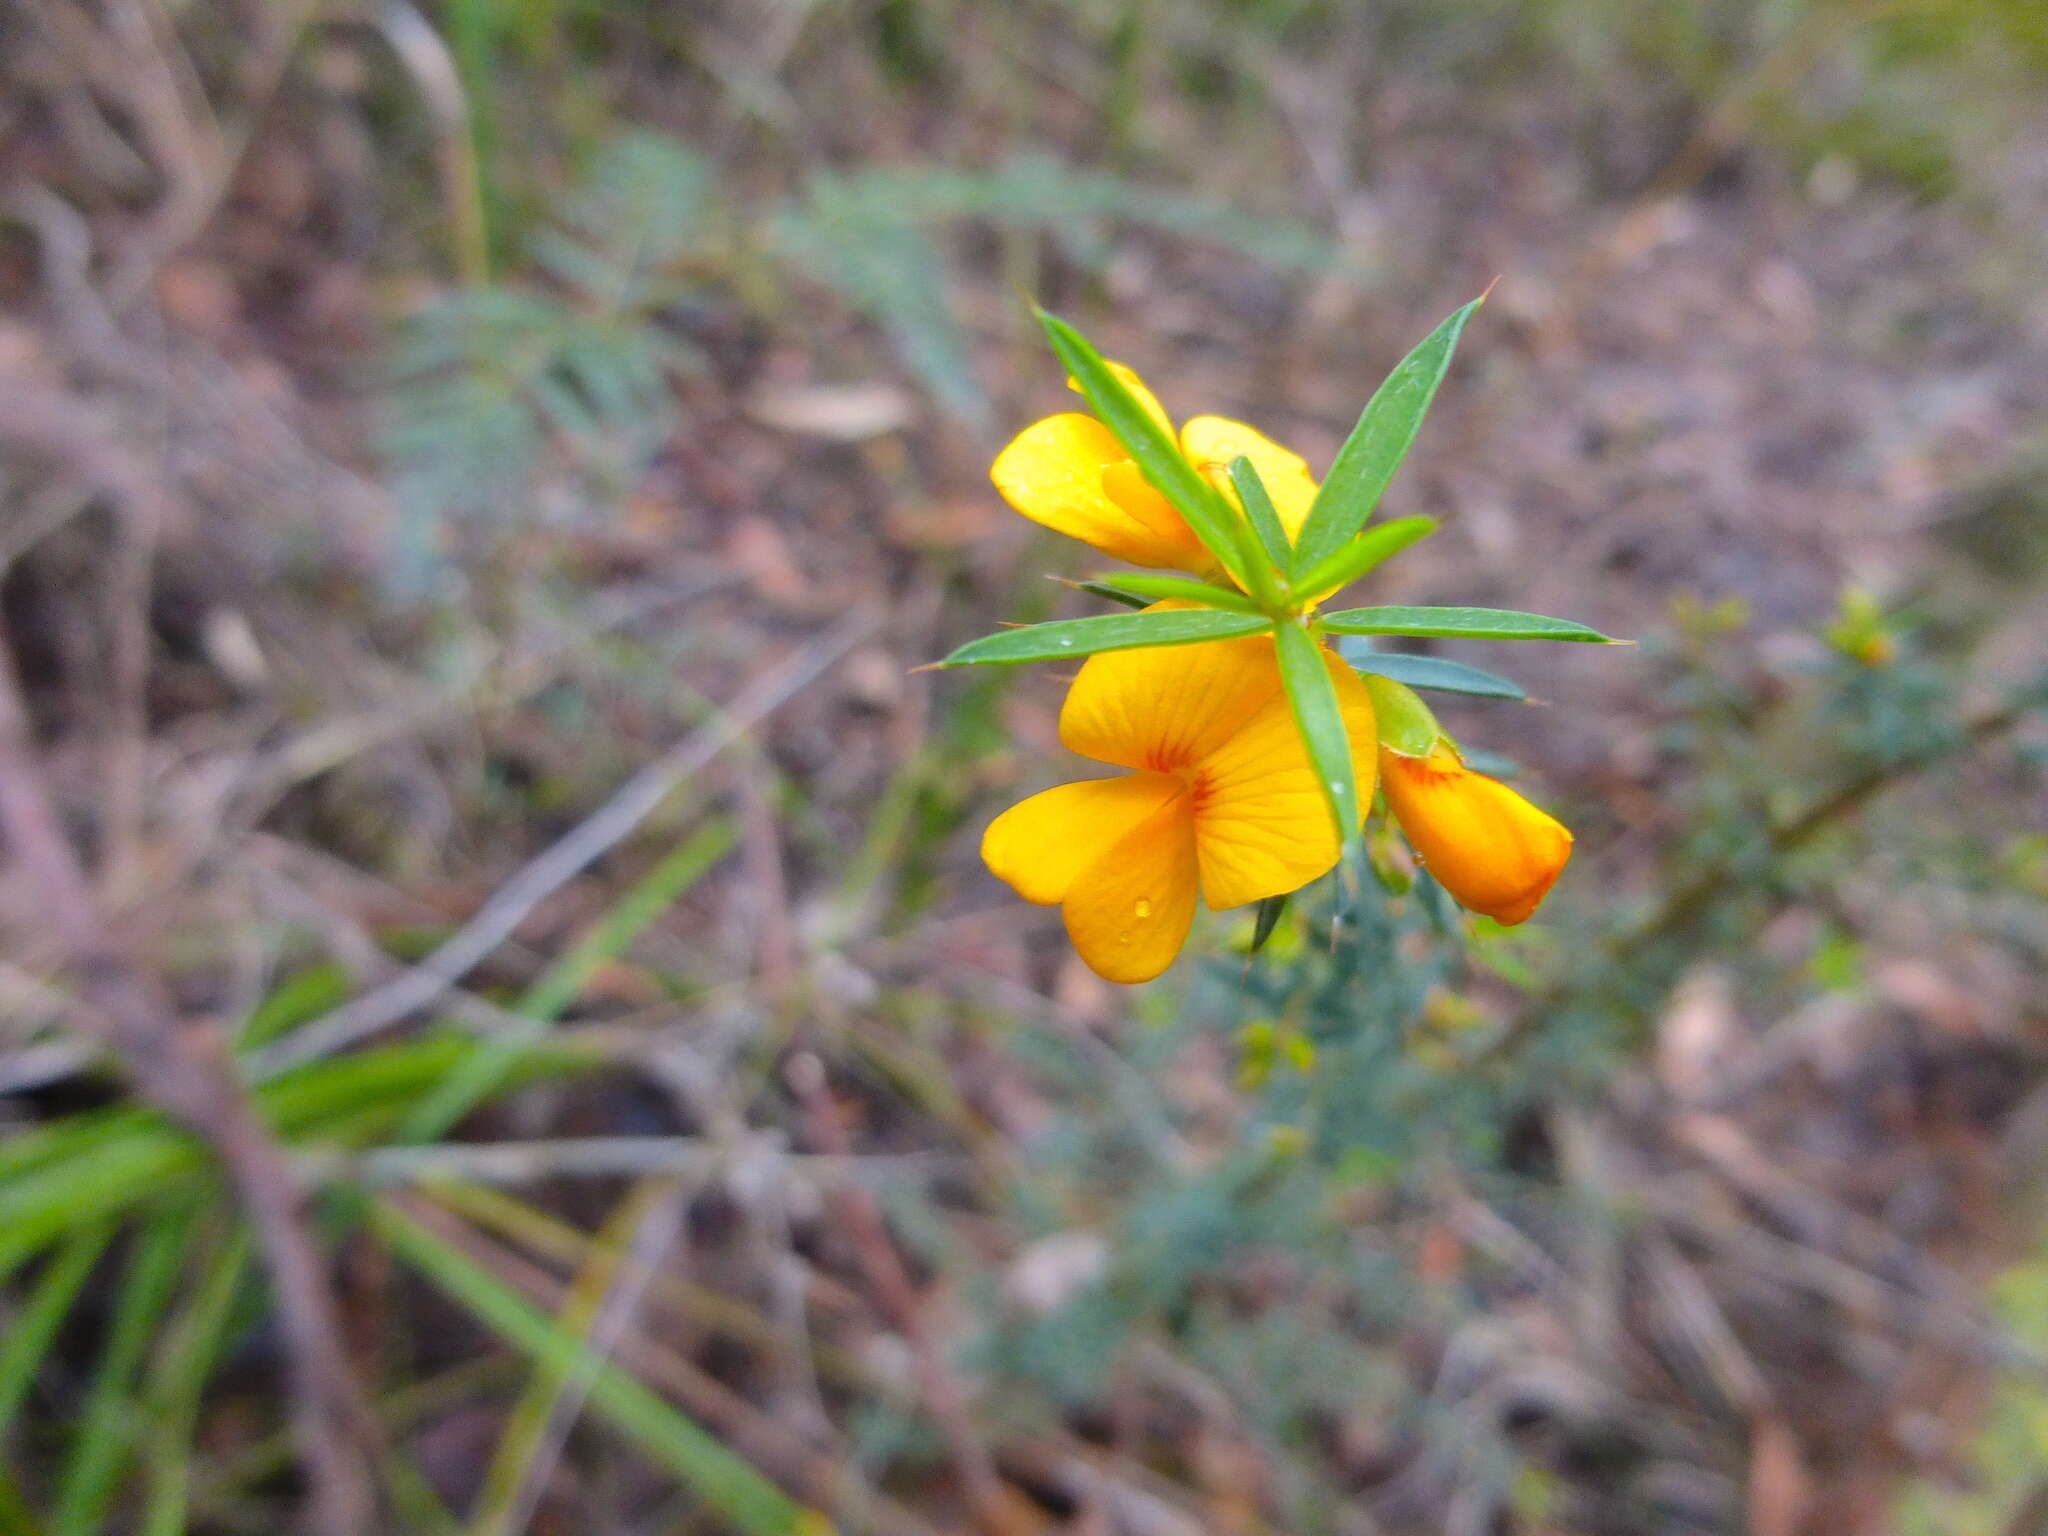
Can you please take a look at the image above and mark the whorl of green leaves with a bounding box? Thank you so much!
[933,299,1623,850]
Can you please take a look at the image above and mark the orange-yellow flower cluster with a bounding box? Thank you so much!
[981,363,1574,983]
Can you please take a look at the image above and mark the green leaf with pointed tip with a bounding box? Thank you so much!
[1035,308,1252,588]
[932,608,1271,667]
[1319,605,1617,643]
[1227,456,1294,577]
[1294,297,1485,571]
[1292,516,1438,599]
[1088,573,1262,613]
[1250,894,1289,954]
[1338,644,1526,700]
[1073,580,1150,609]
[1274,622,1359,850]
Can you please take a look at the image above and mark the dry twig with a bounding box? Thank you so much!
[787,1050,1014,1531]
[250,609,878,1076]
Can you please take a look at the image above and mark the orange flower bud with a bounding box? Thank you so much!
[1378,744,1572,925]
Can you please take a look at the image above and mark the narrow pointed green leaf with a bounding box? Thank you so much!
[1273,622,1358,849]
[1291,516,1438,599]
[375,1201,816,1536]
[1087,573,1262,613]
[1034,308,1252,588]
[1249,894,1289,954]
[1070,580,1150,609]
[1337,644,1527,700]
[1318,606,1618,643]
[931,608,1270,668]
[1226,456,1294,577]
[1294,297,1485,571]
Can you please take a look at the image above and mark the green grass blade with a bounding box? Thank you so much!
[1317,605,1619,643]
[1338,646,1527,700]
[1088,574,1262,613]
[398,818,736,1144]
[1226,456,1294,577]
[374,1201,821,1536]
[1273,623,1359,851]
[1290,516,1438,600]
[466,1183,670,1536]
[931,608,1270,668]
[0,1143,195,1290]
[517,819,736,1022]
[0,1036,601,1273]
[54,1205,201,1536]
[0,1223,115,1435]
[1293,296,1484,571]
[141,1224,253,1536]
[1035,307,1251,588]
[237,963,353,1050]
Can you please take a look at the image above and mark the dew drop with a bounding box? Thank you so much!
[1057,636,1074,648]
[1330,781,1345,795]
[1134,899,1153,918]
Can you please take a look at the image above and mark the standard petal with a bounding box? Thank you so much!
[1180,416,1321,541]
[1379,746,1573,925]
[1059,610,1283,772]
[1190,648,1377,910]
[1099,461,1217,573]
[981,774,1185,906]
[1061,793,1200,984]
[991,414,1211,571]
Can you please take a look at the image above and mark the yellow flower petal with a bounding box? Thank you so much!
[1180,416,1321,541]
[981,774,1185,906]
[1191,649,1377,910]
[1098,460,1216,573]
[991,414,1211,571]
[1059,611,1283,772]
[1379,746,1573,925]
[1061,792,1200,984]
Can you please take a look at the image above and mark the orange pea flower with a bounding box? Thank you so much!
[1378,742,1573,925]
[989,362,1320,577]
[983,622,1376,984]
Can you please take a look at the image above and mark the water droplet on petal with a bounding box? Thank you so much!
[1134,899,1153,918]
